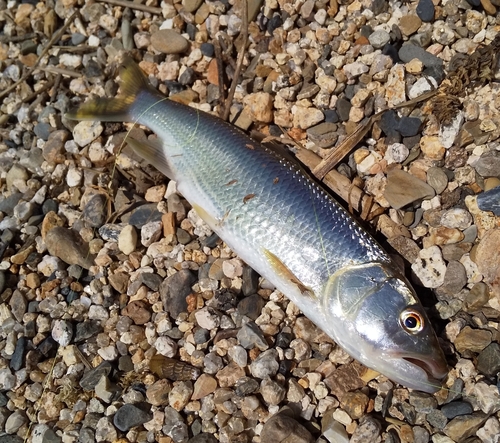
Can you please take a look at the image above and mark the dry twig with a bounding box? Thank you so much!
[222,0,248,122]
[96,0,162,14]
[214,39,226,119]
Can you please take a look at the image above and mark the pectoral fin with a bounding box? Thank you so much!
[262,248,315,298]
[126,136,175,180]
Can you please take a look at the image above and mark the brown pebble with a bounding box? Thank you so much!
[192,373,217,400]
[122,300,151,325]
[26,273,40,289]
[454,326,492,354]
[480,0,496,15]
[341,391,369,419]
[399,15,422,36]
[146,379,172,406]
[207,58,219,85]
[151,29,190,54]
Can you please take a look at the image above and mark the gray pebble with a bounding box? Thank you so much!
[235,376,260,396]
[163,407,189,441]
[368,30,391,49]
[435,261,467,300]
[34,123,52,141]
[477,185,500,215]
[441,401,474,419]
[237,293,265,320]
[477,343,500,376]
[350,416,382,443]
[0,193,23,216]
[398,43,443,68]
[237,321,269,351]
[118,355,134,372]
[426,167,448,194]
[4,410,27,434]
[95,375,122,403]
[249,349,279,378]
[139,272,163,291]
[179,67,196,85]
[200,43,214,57]
[426,409,448,430]
[241,266,260,296]
[474,150,500,178]
[0,436,24,443]
[9,290,27,322]
[336,97,351,122]
[260,378,286,406]
[306,122,339,148]
[203,352,224,374]
[416,0,435,22]
[159,269,197,319]
[9,337,26,371]
[409,391,437,413]
[113,404,152,432]
[42,199,58,215]
[45,227,95,270]
[176,228,191,245]
[193,327,210,344]
[128,203,163,228]
[413,427,430,443]
[79,361,113,391]
[75,320,102,342]
[441,243,472,262]
[463,282,489,313]
[71,33,86,45]
[82,194,107,228]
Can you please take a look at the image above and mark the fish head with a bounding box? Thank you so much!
[325,262,448,393]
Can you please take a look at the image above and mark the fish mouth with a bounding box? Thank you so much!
[403,356,448,388]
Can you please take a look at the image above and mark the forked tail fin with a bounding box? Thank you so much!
[65,58,158,122]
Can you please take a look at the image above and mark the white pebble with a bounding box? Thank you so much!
[141,221,162,247]
[411,245,447,288]
[385,143,409,164]
[118,225,137,255]
[194,307,220,330]
[66,167,83,187]
[52,320,73,347]
[441,208,473,230]
[98,345,119,361]
[155,336,178,357]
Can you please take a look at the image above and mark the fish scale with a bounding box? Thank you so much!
[139,97,388,295]
[67,58,448,393]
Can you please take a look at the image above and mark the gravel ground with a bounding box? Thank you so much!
[2,0,500,442]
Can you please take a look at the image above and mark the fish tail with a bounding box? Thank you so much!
[65,58,159,122]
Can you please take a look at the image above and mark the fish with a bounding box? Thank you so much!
[66,58,448,393]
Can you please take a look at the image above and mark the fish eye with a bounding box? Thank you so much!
[400,309,424,334]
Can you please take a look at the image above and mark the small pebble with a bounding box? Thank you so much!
[151,29,189,54]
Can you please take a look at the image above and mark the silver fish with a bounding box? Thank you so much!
[67,59,448,392]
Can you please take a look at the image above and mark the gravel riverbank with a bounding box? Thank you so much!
[1,0,500,442]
